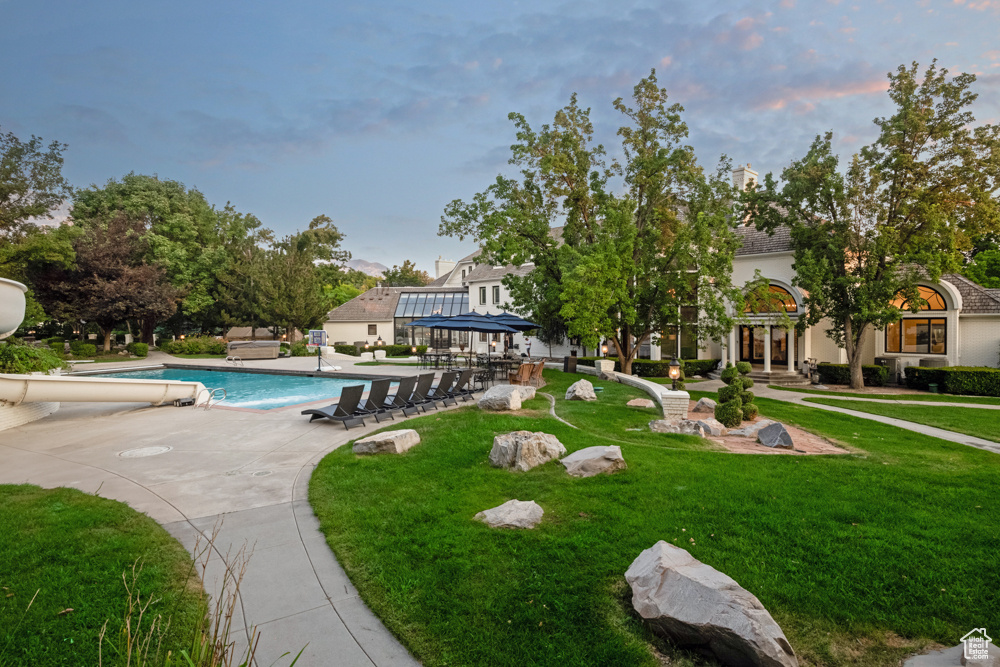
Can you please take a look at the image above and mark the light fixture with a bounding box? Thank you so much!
[376,336,384,346]
[668,357,682,391]
[364,342,369,350]
[411,345,417,354]
[601,344,608,358]
[180,335,185,340]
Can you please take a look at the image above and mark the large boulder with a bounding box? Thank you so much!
[626,541,798,667]
[757,422,793,449]
[627,398,656,409]
[728,419,777,438]
[649,419,707,437]
[353,429,421,455]
[565,379,597,401]
[692,397,717,414]
[489,431,567,472]
[693,418,727,437]
[560,445,626,478]
[512,385,536,401]
[474,499,543,529]
[478,385,523,411]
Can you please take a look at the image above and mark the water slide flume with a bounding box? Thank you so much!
[0,277,209,407]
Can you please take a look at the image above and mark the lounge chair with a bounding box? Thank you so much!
[404,373,436,416]
[508,363,533,386]
[386,375,417,411]
[301,384,366,429]
[450,369,475,401]
[426,371,459,407]
[360,378,400,423]
[529,360,545,387]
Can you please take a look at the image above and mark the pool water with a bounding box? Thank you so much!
[96,368,376,410]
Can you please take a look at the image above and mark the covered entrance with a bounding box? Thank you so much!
[739,325,798,366]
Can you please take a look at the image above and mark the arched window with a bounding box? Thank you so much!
[890,285,947,311]
[745,284,798,313]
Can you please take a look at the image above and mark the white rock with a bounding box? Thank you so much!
[478,385,522,411]
[566,379,598,401]
[692,397,717,413]
[626,541,798,667]
[694,418,727,437]
[475,499,543,529]
[353,429,421,455]
[560,445,626,478]
[649,419,707,437]
[729,420,777,438]
[489,431,567,472]
[512,385,536,400]
[627,398,656,408]
[359,351,374,361]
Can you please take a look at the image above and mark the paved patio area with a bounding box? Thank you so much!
[0,353,442,666]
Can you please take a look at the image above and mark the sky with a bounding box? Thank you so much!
[2,0,999,276]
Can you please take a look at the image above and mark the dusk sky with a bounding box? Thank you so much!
[3,0,999,275]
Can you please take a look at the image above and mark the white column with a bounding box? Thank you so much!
[719,333,728,368]
[728,328,737,366]
[649,336,662,361]
[803,326,812,365]
[763,327,772,373]
[787,330,795,372]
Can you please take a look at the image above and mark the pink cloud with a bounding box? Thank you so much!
[780,0,796,7]
[755,78,889,111]
[953,0,1000,9]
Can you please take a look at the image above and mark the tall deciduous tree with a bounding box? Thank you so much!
[0,127,73,238]
[441,71,742,373]
[746,62,1000,389]
[381,260,431,286]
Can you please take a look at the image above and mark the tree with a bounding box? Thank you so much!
[213,204,273,338]
[31,213,177,352]
[441,71,742,373]
[381,259,431,286]
[259,231,332,336]
[0,127,73,238]
[964,249,1000,288]
[745,62,1000,388]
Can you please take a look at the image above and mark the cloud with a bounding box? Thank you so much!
[953,0,1000,10]
[752,77,888,111]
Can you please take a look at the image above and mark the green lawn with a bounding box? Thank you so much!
[803,397,1000,443]
[0,485,206,667]
[768,385,1000,405]
[309,370,999,667]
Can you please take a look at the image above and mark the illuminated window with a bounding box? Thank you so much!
[745,285,798,313]
[885,318,946,354]
[891,285,947,311]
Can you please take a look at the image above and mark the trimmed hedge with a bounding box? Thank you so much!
[334,344,360,356]
[161,336,227,355]
[334,344,428,357]
[290,341,310,356]
[904,366,1000,396]
[69,342,97,357]
[48,341,64,354]
[125,342,149,357]
[575,357,717,379]
[817,363,889,387]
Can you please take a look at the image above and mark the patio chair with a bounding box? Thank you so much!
[404,373,437,416]
[450,368,475,401]
[360,378,400,423]
[301,385,366,429]
[426,371,459,407]
[529,360,545,387]
[508,363,533,386]
[386,375,417,411]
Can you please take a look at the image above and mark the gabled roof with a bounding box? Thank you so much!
[325,286,465,322]
[734,224,793,256]
[942,273,1000,314]
[465,263,534,283]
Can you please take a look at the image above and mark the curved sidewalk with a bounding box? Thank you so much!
[0,357,444,666]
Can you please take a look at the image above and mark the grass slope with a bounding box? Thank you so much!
[767,385,1000,405]
[803,398,1000,443]
[309,371,999,667]
[0,485,205,667]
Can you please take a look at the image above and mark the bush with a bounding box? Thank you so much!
[741,376,755,390]
[741,403,759,421]
[125,342,149,357]
[163,336,226,355]
[817,363,889,387]
[48,341,64,354]
[0,339,68,374]
[904,366,1000,396]
[680,359,720,376]
[718,384,741,403]
[335,344,360,356]
[740,390,755,405]
[735,361,752,375]
[714,397,743,428]
[69,341,97,357]
[574,357,697,380]
[720,365,738,384]
[45,337,64,345]
[290,341,310,356]
[715,362,756,428]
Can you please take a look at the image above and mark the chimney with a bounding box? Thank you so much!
[434,257,456,279]
[732,163,758,192]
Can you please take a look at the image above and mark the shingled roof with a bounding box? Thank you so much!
[325,286,465,322]
[734,224,793,256]
[942,273,1000,314]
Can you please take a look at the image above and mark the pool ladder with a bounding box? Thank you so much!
[225,355,244,367]
[204,387,227,410]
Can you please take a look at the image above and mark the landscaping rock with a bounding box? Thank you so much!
[757,422,793,449]
[692,397,717,413]
[353,429,421,455]
[694,418,727,437]
[599,371,618,382]
[566,379,598,401]
[478,385,522,411]
[489,431,567,472]
[474,499,543,529]
[627,398,656,408]
[560,445,626,478]
[728,419,777,438]
[649,419,707,437]
[512,385,536,401]
[626,541,798,667]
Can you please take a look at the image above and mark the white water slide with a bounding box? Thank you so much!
[0,278,209,407]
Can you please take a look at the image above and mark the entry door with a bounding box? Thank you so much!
[740,326,766,363]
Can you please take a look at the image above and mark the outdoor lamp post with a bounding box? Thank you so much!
[491,340,497,354]
[376,336,384,347]
[668,357,682,391]
[601,344,608,358]
[411,345,417,355]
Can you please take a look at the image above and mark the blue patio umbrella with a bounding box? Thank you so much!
[489,311,539,331]
[427,312,517,333]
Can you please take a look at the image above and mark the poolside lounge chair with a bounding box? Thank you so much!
[301,384,366,429]
[360,378,400,423]
[509,363,533,386]
[386,375,417,412]
[404,373,437,416]
[529,360,545,387]
[426,371,459,407]
[450,369,475,402]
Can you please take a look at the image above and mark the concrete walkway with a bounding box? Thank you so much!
[695,379,1000,455]
[0,355,452,666]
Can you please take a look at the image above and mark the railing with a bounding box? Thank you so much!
[204,387,227,410]
[225,355,244,367]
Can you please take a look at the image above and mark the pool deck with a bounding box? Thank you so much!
[0,352,458,666]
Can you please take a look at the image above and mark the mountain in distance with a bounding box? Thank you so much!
[347,258,388,277]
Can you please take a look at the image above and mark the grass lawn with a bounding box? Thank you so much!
[0,485,205,666]
[309,370,999,667]
[768,385,1000,405]
[802,397,1000,443]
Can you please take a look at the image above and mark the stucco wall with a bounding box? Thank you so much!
[958,317,1000,368]
[323,320,390,346]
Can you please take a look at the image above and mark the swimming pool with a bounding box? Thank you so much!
[94,368,377,410]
